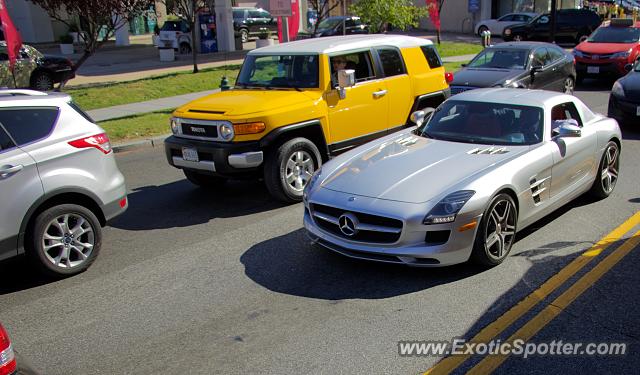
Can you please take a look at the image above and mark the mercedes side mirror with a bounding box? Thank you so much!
[337,69,355,99]
[555,122,581,138]
[531,65,543,74]
[410,107,435,127]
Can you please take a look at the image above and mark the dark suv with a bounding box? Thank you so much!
[296,16,369,39]
[502,9,601,44]
[233,7,277,43]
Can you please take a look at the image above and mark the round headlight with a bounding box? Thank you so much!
[219,123,234,140]
[170,117,181,135]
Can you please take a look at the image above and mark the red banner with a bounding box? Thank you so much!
[426,0,441,31]
[277,0,299,42]
[0,0,23,71]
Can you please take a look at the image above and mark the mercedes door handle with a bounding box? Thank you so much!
[373,89,387,98]
[0,164,23,178]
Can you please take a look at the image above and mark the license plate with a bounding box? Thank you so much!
[182,147,199,162]
[587,66,599,74]
[637,106,640,116]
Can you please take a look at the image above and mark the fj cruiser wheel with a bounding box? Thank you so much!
[28,204,102,277]
[240,28,249,43]
[264,137,322,203]
[471,193,517,267]
[184,170,226,188]
[589,141,619,199]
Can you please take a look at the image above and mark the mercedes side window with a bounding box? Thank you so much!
[0,108,59,146]
[0,125,15,151]
[551,102,583,129]
[377,48,406,77]
[420,45,442,69]
[498,15,515,22]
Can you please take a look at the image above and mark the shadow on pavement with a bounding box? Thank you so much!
[110,178,286,231]
[241,228,483,300]
[0,256,65,295]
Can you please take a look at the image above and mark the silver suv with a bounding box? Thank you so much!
[0,90,127,276]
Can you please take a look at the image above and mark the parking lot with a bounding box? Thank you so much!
[0,80,638,374]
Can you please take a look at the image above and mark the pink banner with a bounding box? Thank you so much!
[426,0,441,31]
[277,0,299,42]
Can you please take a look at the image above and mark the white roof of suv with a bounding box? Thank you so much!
[249,34,434,55]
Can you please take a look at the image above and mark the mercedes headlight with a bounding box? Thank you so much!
[170,117,182,135]
[219,123,234,140]
[612,81,625,98]
[423,190,475,225]
[572,49,584,58]
[611,50,631,59]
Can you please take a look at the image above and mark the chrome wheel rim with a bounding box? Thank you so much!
[514,35,523,41]
[484,199,516,260]
[564,77,574,94]
[285,150,315,192]
[600,143,619,194]
[241,30,249,43]
[42,213,95,269]
[35,75,52,91]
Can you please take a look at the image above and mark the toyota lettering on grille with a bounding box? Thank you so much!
[191,127,206,134]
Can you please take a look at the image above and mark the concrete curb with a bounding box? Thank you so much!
[112,134,171,153]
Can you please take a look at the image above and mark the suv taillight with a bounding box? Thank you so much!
[445,72,454,83]
[0,324,16,375]
[69,133,112,154]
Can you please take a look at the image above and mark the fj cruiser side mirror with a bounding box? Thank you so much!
[337,69,355,99]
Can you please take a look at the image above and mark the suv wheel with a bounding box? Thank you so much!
[31,72,54,91]
[240,28,249,43]
[179,42,192,54]
[477,25,488,36]
[28,204,102,277]
[264,137,322,203]
[184,170,226,188]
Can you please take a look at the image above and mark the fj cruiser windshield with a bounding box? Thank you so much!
[236,54,320,89]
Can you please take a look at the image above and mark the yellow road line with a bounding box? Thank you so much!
[469,231,640,374]
[425,211,640,375]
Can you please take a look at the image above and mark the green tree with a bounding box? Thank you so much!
[350,0,427,34]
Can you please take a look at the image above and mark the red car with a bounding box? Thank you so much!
[573,18,640,82]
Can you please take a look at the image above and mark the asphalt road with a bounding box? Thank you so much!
[1,83,639,375]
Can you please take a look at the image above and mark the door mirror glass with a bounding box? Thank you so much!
[553,119,581,138]
[337,69,355,99]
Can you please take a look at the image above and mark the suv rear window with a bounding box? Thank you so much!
[377,48,406,77]
[0,107,59,146]
[420,45,442,68]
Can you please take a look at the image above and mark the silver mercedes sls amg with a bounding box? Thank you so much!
[303,88,621,267]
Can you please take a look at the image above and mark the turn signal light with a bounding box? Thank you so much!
[69,133,112,154]
[233,122,266,135]
[445,72,454,83]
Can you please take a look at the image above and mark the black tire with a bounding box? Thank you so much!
[513,34,525,42]
[30,71,54,91]
[589,141,620,199]
[179,42,192,54]
[264,137,322,203]
[184,170,226,188]
[471,193,518,267]
[563,76,575,94]
[477,25,489,36]
[240,28,249,43]
[27,204,102,277]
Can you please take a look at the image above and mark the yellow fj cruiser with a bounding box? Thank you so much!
[164,34,451,202]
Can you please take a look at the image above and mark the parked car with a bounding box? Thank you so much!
[450,42,576,95]
[304,88,621,267]
[0,90,128,276]
[164,35,452,202]
[0,323,39,375]
[158,20,193,54]
[474,12,537,36]
[503,8,601,43]
[233,7,277,43]
[0,42,74,91]
[573,18,640,82]
[608,57,640,125]
[296,16,368,39]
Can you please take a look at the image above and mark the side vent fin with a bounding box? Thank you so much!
[529,176,550,205]
[467,147,509,155]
